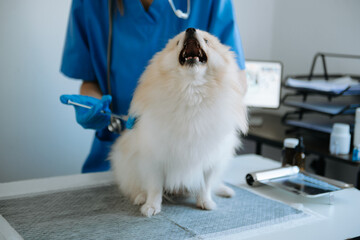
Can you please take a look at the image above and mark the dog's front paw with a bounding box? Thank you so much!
[215,184,235,198]
[140,203,161,217]
[196,198,217,210]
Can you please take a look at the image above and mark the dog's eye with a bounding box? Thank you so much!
[204,39,208,44]
[176,40,179,46]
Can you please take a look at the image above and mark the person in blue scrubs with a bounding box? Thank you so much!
[60,0,246,173]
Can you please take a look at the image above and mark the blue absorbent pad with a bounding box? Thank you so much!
[0,184,309,239]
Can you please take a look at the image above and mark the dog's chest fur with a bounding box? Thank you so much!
[138,73,237,159]
[153,78,237,191]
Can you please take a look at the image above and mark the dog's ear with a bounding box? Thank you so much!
[222,48,236,65]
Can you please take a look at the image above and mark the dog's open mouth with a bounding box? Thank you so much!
[179,37,207,66]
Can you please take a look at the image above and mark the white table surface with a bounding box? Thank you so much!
[0,154,359,240]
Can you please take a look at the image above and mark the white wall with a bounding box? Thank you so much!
[233,0,276,60]
[0,0,93,182]
[271,0,360,77]
[0,0,359,183]
[236,0,360,77]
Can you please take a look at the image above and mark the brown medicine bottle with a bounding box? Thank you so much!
[281,138,299,167]
[293,137,306,171]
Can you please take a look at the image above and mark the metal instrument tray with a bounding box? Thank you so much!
[246,166,353,198]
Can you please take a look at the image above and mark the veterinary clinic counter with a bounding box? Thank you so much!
[1,154,360,239]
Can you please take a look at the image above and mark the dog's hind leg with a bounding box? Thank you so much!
[133,191,146,205]
[214,183,235,198]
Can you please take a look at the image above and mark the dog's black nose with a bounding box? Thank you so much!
[186,28,196,34]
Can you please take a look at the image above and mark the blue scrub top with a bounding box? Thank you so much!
[61,0,246,173]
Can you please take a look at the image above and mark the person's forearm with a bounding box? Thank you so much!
[80,81,103,99]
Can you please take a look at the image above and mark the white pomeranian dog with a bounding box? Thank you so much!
[110,28,248,217]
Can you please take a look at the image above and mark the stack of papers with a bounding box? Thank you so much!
[286,76,360,95]
[284,101,359,115]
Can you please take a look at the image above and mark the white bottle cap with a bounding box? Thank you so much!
[284,138,299,148]
[355,108,360,147]
[356,108,360,123]
[332,123,350,135]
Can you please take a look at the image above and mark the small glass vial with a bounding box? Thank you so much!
[282,138,299,167]
[353,108,360,149]
[353,144,360,162]
[293,137,306,171]
[352,108,360,161]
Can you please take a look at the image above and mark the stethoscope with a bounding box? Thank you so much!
[168,0,190,19]
[69,0,191,134]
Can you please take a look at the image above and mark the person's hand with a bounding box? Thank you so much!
[60,94,112,130]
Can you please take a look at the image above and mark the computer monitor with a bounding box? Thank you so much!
[244,60,283,109]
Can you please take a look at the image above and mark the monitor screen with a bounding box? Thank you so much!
[244,60,283,109]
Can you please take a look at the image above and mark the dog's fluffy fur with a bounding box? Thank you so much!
[110,29,248,217]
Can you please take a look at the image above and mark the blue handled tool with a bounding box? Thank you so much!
[67,100,124,120]
[67,100,136,133]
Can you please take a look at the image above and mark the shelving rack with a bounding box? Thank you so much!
[281,52,360,135]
